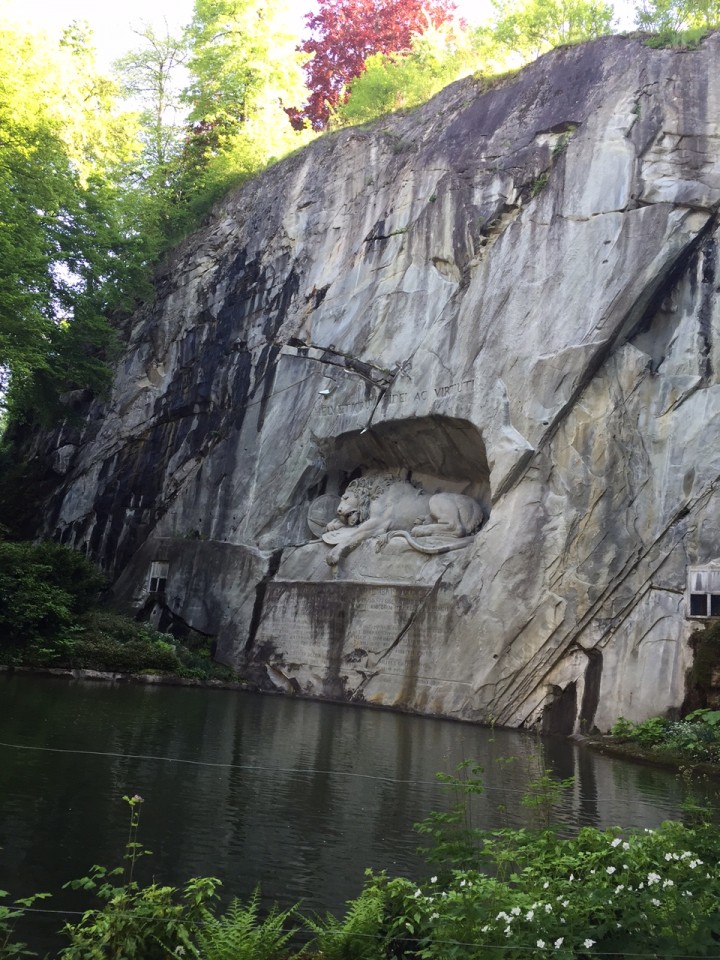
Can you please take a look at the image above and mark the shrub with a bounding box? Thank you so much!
[68,637,179,673]
[305,875,391,960]
[610,716,636,739]
[195,890,297,960]
[375,820,720,960]
[611,710,720,763]
[0,541,105,646]
[632,715,671,746]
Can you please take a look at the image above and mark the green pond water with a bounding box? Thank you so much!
[1,674,716,951]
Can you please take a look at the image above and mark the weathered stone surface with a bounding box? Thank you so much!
[39,34,720,731]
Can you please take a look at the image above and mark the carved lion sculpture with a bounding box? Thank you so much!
[322,477,485,566]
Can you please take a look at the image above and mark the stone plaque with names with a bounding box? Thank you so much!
[253,580,434,699]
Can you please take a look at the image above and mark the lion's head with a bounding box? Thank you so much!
[335,475,396,526]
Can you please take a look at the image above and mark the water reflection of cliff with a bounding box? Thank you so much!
[0,676,714,952]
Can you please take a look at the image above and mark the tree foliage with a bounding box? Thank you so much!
[0,540,106,645]
[635,0,720,35]
[0,19,147,423]
[180,0,311,208]
[112,0,314,247]
[492,0,614,58]
[336,22,494,126]
[114,22,188,172]
[112,23,192,248]
[292,0,459,129]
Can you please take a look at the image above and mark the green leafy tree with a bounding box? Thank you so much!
[179,0,312,219]
[291,0,458,130]
[113,23,192,247]
[635,0,720,34]
[336,22,497,127]
[493,0,614,58]
[114,22,188,174]
[0,540,106,647]
[0,18,145,423]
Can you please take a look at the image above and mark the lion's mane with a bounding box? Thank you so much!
[343,476,403,524]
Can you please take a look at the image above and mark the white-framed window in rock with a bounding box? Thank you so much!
[148,561,169,594]
[687,563,720,618]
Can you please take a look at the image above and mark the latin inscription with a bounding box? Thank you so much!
[317,378,476,417]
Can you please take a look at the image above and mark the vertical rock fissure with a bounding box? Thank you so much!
[699,236,716,382]
[373,572,446,669]
[579,648,603,733]
[244,549,284,652]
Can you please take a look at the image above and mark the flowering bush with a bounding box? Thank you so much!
[611,710,720,762]
[374,820,720,959]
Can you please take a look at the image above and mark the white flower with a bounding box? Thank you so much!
[496,911,510,922]
[430,876,437,883]
[615,885,624,893]
[664,853,672,861]
[554,937,564,948]
[430,911,439,920]
[606,866,616,875]
[651,898,661,906]
[460,879,467,887]
[537,940,546,949]
[562,900,569,908]
[663,879,674,888]
[582,938,595,948]
[689,859,701,869]
[611,838,622,847]
[481,924,489,932]
[414,889,421,898]
[647,872,661,885]
[543,881,550,889]
[569,874,574,882]
[622,841,630,850]
[545,904,553,913]
[526,910,535,921]
[511,906,521,916]
[505,926,512,937]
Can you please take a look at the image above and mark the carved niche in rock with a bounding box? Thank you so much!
[319,476,486,566]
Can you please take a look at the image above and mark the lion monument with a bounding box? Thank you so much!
[321,476,485,566]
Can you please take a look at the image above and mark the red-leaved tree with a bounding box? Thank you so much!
[291,0,457,129]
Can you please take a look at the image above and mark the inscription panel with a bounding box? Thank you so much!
[254,581,432,693]
[317,377,476,418]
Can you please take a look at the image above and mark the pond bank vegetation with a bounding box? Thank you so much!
[584,708,720,781]
[4,769,720,959]
[0,540,241,685]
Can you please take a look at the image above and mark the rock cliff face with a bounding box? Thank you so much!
[41,35,720,732]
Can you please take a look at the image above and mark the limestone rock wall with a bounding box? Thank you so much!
[40,34,720,731]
